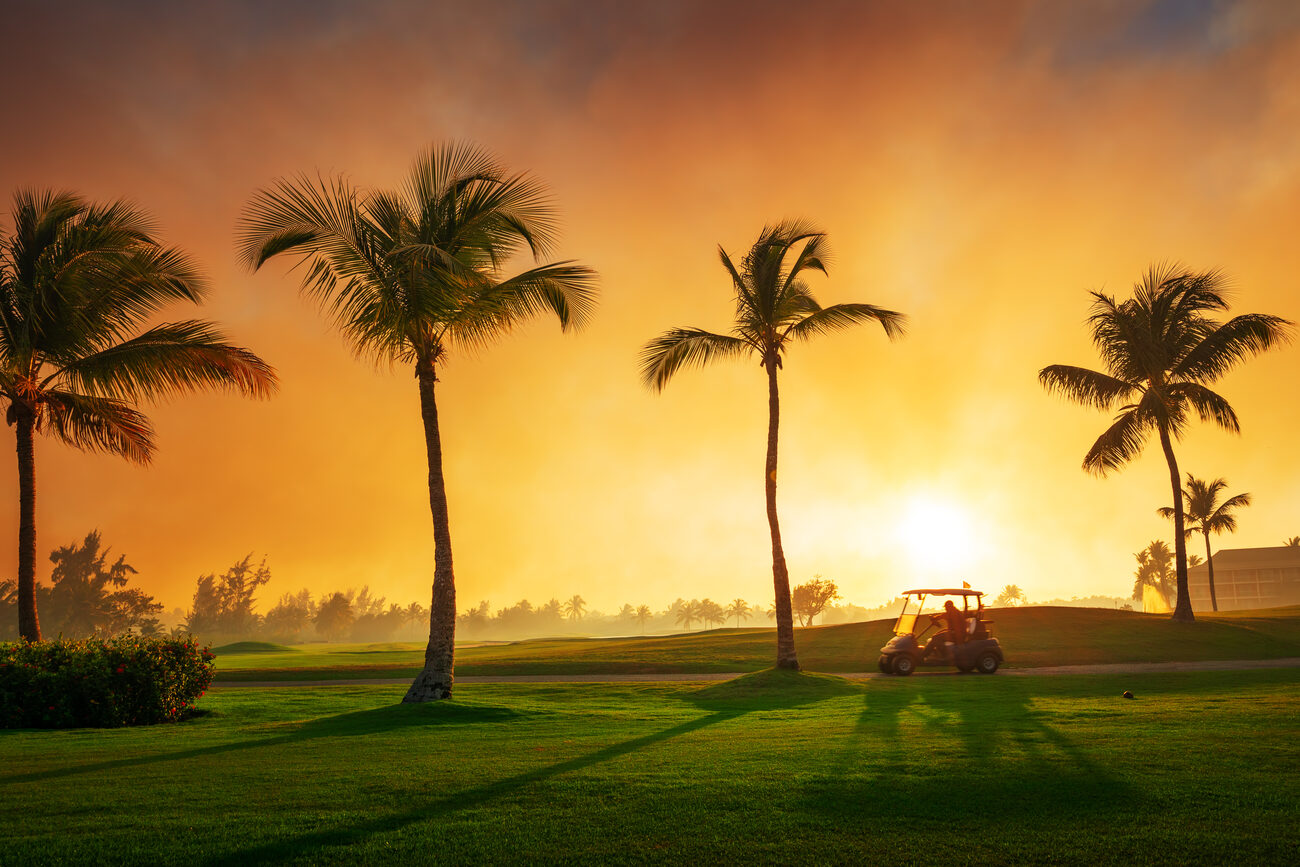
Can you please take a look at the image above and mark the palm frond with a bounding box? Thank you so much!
[787,302,907,342]
[39,391,155,464]
[1174,313,1295,382]
[1038,365,1136,410]
[1166,382,1239,434]
[1082,400,1157,476]
[639,328,753,391]
[48,320,278,401]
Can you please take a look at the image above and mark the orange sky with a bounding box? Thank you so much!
[2,0,1298,616]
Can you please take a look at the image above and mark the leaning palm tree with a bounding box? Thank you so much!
[1040,265,1292,622]
[641,221,905,668]
[0,189,277,641]
[237,142,597,701]
[1158,475,1249,612]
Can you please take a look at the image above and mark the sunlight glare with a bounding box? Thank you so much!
[894,494,977,578]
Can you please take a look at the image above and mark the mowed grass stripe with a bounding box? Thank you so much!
[1,670,1296,864]
[212,606,1300,681]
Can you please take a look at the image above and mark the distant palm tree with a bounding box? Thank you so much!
[1158,475,1250,612]
[562,595,587,622]
[635,604,652,634]
[725,598,752,628]
[698,598,726,629]
[674,599,701,632]
[1040,265,1292,622]
[0,189,277,641]
[1285,537,1300,548]
[238,142,597,700]
[641,222,905,668]
[1133,540,1176,606]
[994,585,1026,607]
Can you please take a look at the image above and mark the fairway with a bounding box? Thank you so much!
[212,606,1300,681]
[2,669,1296,865]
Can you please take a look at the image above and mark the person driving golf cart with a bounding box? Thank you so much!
[877,588,1004,675]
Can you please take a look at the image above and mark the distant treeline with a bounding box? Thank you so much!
[2,531,1134,645]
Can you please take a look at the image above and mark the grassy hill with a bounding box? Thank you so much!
[212,605,1300,681]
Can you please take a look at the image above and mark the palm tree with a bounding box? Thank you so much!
[237,142,597,701]
[698,598,725,629]
[994,585,1026,607]
[562,594,586,622]
[1158,475,1249,612]
[634,604,652,634]
[1040,265,1292,622]
[0,189,277,641]
[674,599,701,632]
[1285,537,1300,548]
[725,598,751,628]
[1133,540,1177,607]
[641,222,905,668]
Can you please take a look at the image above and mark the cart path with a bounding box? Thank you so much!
[210,656,1300,687]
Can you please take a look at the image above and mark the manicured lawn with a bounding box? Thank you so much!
[213,606,1300,681]
[1,669,1296,864]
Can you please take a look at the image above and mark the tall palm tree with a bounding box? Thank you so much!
[237,142,597,701]
[1158,475,1249,612]
[562,594,587,622]
[0,189,277,641]
[634,604,652,634]
[641,221,905,668]
[1040,265,1292,622]
[673,599,700,632]
[725,598,751,628]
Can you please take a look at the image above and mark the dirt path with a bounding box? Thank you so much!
[211,656,1300,687]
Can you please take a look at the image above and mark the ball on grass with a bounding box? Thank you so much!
[1122,690,1134,699]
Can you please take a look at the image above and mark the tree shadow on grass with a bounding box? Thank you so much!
[802,675,1132,824]
[0,701,526,785]
[202,670,857,865]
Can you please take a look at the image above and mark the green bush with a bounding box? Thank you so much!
[0,636,214,728]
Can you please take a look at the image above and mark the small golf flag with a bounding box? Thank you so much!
[962,581,970,589]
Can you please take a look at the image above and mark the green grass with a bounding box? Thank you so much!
[213,606,1300,681]
[1,670,1296,864]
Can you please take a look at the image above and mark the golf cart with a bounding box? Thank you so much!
[877,588,1004,675]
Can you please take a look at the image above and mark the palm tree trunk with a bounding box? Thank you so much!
[765,361,799,670]
[1158,426,1194,622]
[15,408,41,642]
[403,360,457,702]
[1204,531,1217,612]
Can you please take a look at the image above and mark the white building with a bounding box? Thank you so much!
[1187,546,1300,611]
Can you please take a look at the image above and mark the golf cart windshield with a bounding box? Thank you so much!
[892,589,985,636]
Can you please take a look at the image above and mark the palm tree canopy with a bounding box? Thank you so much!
[1157,474,1251,536]
[236,141,598,368]
[639,221,905,389]
[0,189,278,462]
[1039,265,1293,476]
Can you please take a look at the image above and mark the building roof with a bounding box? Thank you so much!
[1189,546,1300,573]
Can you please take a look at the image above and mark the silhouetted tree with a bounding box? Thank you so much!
[994,585,1026,607]
[239,142,596,701]
[1158,475,1250,612]
[263,590,314,642]
[42,531,162,637]
[635,604,652,634]
[725,598,752,628]
[314,592,355,642]
[698,598,726,629]
[674,600,701,632]
[1284,536,1299,548]
[1040,265,1292,622]
[641,222,904,668]
[184,555,271,637]
[562,595,587,622]
[791,577,839,626]
[0,189,277,641]
[1133,540,1176,607]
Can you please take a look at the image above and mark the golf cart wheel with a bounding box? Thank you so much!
[892,654,917,676]
[877,656,891,674]
[976,652,1000,674]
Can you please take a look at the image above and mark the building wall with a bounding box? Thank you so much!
[1188,551,1300,611]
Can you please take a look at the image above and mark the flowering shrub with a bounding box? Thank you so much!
[0,636,214,728]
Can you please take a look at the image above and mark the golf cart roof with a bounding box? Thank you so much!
[902,588,984,597]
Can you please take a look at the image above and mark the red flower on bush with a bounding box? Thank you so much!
[115,665,125,674]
